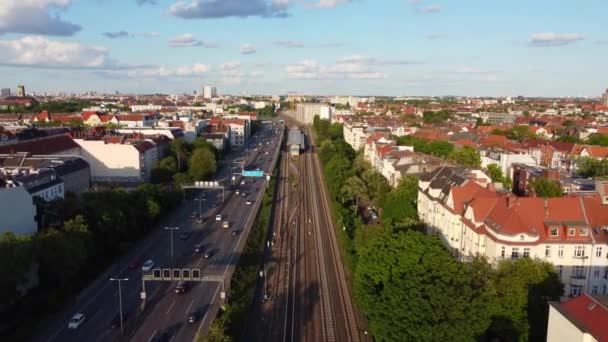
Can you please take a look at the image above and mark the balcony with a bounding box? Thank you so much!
[570,275,587,286]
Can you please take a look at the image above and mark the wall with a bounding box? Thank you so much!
[75,140,142,182]
[546,305,593,342]
[0,185,37,235]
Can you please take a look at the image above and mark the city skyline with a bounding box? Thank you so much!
[0,0,607,96]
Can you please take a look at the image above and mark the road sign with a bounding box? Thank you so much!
[147,268,202,281]
[243,170,264,177]
[163,269,171,280]
[192,269,201,280]
[172,269,181,279]
[182,269,191,280]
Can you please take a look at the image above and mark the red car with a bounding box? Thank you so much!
[128,257,142,270]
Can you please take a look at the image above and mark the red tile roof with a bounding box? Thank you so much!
[552,294,608,341]
[0,134,79,155]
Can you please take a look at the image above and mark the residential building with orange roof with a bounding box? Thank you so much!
[419,166,608,297]
[547,293,608,342]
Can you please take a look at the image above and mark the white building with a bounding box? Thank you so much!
[480,150,539,178]
[75,136,158,183]
[293,103,332,124]
[130,104,162,112]
[418,167,608,297]
[343,122,367,151]
[547,293,608,342]
[115,114,155,127]
[0,179,37,236]
[203,86,217,99]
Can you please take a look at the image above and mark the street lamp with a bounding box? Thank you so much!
[164,226,180,260]
[110,277,129,333]
[194,197,203,219]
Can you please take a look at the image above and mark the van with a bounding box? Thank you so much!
[174,281,188,294]
[215,214,222,221]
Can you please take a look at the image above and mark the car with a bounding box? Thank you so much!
[179,231,192,240]
[240,180,246,185]
[264,151,269,155]
[241,192,247,197]
[235,189,240,195]
[190,211,197,219]
[142,259,154,272]
[256,168,261,171]
[246,200,253,206]
[187,311,200,323]
[174,281,189,294]
[231,230,239,237]
[194,243,205,254]
[68,313,86,329]
[222,221,229,229]
[128,257,142,270]
[204,252,211,259]
[215,214,222,221]
[109,312,128,330]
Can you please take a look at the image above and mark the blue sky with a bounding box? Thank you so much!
[0,0,607,96]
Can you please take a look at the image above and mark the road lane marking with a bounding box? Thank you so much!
[147,330,158,342]
[165,300,176,315]
[90,309,104,322]
[185,299,195,315]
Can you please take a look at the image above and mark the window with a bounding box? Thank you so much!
[523,248,531,258]
[572,265,585,278]
[558,265,563,278]
[558,245,564,258]
[501,246,505,258]
[520,235,524,241]
[594,269,600,278]
[592,286,599,295]
[550,228,559,237]
[511,248,519,259]
[545,245,551,257]
[570,285,582,297]
[604,285,607,295]
[597,247,603,258]
[605,267,608,280]
[568,228,576,236]
[581,229,589,236]
[574,246,585,257]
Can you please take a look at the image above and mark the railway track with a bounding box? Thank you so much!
[259,118,365,342]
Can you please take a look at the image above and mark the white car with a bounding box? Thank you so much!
[68,313,85,329]
[141,260,154,272]
[215,214,222,221]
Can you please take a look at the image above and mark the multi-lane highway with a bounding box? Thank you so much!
[33,120,284,342]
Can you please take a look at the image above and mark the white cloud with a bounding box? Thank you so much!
[141,32,160,38]
[169,0,289,19]
[168,33,217,48]
[103,31,131,39]
[273,40,304,48]
[240,43,257,54]
[219,61,241,72]
[425,32,447,40]
[315,0,351,8]
[0,0,81,36]
[286,56,388,80]
[0,35,113,68]
[101,63,210,78]
[422,4,441,13]
[529,32,585,47]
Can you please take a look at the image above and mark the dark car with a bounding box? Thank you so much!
[231,230,240,237]
[179,231,192,240]
[187,311,200,323]
[109,312,128,329]
[128,257,142,270]
[174,281,189,294]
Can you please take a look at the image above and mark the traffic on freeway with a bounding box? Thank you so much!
[33,121,284,342]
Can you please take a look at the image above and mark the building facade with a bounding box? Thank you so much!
[418,167,608,297]
[17,85,25,97]
[0,88,10,97]
[0,179,37,236]
[602,88,608,106]
[547,294,608,342]
[203,86,217,99]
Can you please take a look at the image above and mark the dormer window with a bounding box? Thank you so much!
[581,229,589,236]
[520,235,525,241]
[568,228,576,236]
[550,228,559,237]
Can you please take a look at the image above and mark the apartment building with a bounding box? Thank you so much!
[343,122,367,150]
[418,167,608,297]
[547,294,608,342]
[477,112,518,125]
[74,135,158,183]
[294,103,332,124]
[114,114,155,127]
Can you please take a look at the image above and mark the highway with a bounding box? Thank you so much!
[32,120,284,342]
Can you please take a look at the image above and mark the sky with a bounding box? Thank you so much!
[0,0,607,97]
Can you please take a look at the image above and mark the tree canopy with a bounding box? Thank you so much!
[533,179,563,198]
[448,146,481,167]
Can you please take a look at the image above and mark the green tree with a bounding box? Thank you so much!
[487,258,563,342]
[188,148,217,181]
[532,179,563,198]
[448,146,481,167]
[0,232,34,305]
[556,135,581,143]
[475,117,484,128]
[170,138,192,171]
[354,231,490,341]
[151,156,178,184]
[382,176,419,225]
[577,157,608,178]
[486,164,505,183]
[561,120,575,127]
[341,175,369,209]
[587,133,608,147]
